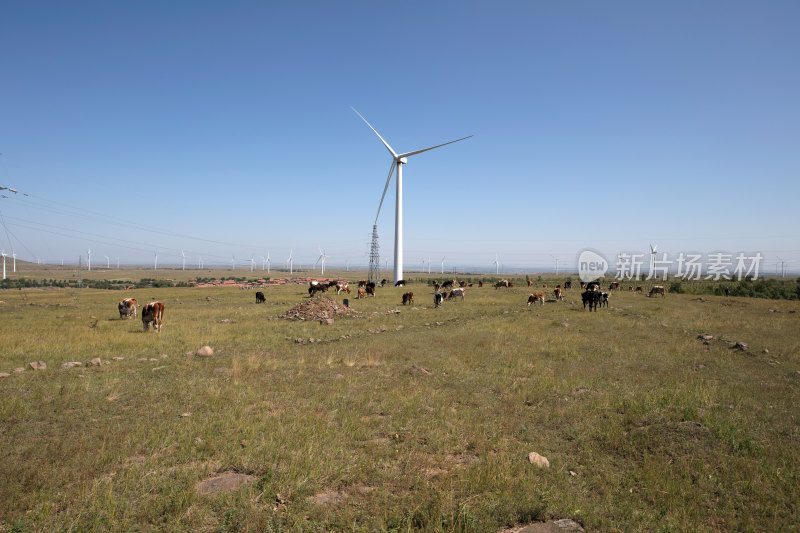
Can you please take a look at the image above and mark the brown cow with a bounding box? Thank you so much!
[358,280,368,287]
[478,280,483,288]
[553,287,563,302]
[335,281,350,294]
[142,301,164,332]
[527,293,544,306]
[527,280,533,287]
[118,298,137,319]
[365,285,375,297]
[402,292,414,305]
[649,286,665,297]
[635,286,644,293]
[609,281,621,292]
[356,288,366,299]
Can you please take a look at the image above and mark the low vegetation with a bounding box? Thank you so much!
[0,270,798,531]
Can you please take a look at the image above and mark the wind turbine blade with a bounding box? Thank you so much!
[374,161,397,224]
[398,135,473,158]
[351,107,398,158]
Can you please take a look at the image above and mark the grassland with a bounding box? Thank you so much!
[0,270,798,532]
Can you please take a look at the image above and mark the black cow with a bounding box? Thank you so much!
[563,281,572,289]
[434,292,445,308]
[308,284,328,297]
[441,280,455,290]
[582,290,601,311]
[600,292,609,307]
[255,291,265,304]
[394,279,406,287]
[586,281,601,291]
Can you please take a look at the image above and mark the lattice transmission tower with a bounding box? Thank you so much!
[368,224,380,283]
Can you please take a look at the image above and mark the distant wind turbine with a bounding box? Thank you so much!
[12,250,16,273]
[315,248,327,275]
[441,257,445,274]
[352,107,472,283]
[231,254,236,271]
[551,255,560,275]
[267,251,271,274]
[493,254,499,275]
[649,244,658,277]
[1,249,6,280]
[105,255,110,269]
[87,248,91,271]
[154,251,158,271]
[181,249,186,271]
[288,250,293,275]
[250,255,255,272]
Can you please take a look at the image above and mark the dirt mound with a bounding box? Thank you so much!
[280,297,358,320]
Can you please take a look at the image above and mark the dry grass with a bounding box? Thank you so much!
[0,276,798,532]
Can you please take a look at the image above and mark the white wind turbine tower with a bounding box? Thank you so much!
[154,251,158,271]
[250,255,255,272]
[181,249,186,271]
[315,249,327,275]
[105,255,110,269]
[493,254,500,275]
[231,255,236,271]
[441,257,445,274]
[267,251,271,274]
[352,107,472,284]
[428,256,431,274]
[649,244,658,277]
[1,249,6,280]
[346,258,350,272]
[551,255,560,275]
[87,248,91,271]
[198,257,204,269]
[12,250,16,273]
[287,249,293,275]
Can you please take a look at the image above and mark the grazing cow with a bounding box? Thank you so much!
[635,286,644,293]
[582,290,601,311]
[334,281,350,294]
[255,292,265,304]
[394,279,406,287]
[600,292,609,307]
[433,281,440,292]
[508,282,514,287]
[564,281,572,289]
[118,298,137,319]
[586,281,601,291]
[448,288,465,301]
[356,288,366,299]
[580,282,586,290]
[358,280,368,287]
[402,292,414,305]
[543,284,548,289]
[434,292,445,308]
[459,280,467,288]
[478,280,483,288]
[527,293,544,306]
[142,301,165,331]
[609,281,620,292]
[308,284,328,297]
[381,279,388,287]
[365,285,376,297]
[527,280,533,287]
[649,286,665,297]
[494,280,510,289]
[553,287,563,302]
[442,280,455,290]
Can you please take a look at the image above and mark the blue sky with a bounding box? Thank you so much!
[1,1,798,274]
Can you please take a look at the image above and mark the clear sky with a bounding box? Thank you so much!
[1,1,798,274]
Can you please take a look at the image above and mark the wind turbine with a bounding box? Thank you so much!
[551,255,560,276]
[154,251,158,271]
[105,255,110,269]
[198,257,204,269]
[315,248,327,275]
[87,248,91,271]
[441,257,445,274]
[649,244,658,276]
[287,250,293,275]
[346,258,350,272]
[493,254,499,275]
[250,255,255,272]
[352,107,472,284]
[12,250,16,273]
[181,249,186,271]
[267,251,271,274]
[1,249,6,279]
[231,255,236,271]
[116,257,120,269]
[428,256,431,274]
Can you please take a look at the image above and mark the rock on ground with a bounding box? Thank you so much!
[280,297,358,321]
[195,472,255,495]
[87,358,102,367]
[502,519,584,532]
[528,452,550,468]
[196,346,214,357]
[29,361,47,371]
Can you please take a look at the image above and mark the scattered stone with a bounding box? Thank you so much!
[295,338,307,345]
[185,351,194,357]
[410,364,432,375]
[219,319,235,324]
[214,367,230,373]
[113,357,125,361]
[309,490,348,506]
[527,452,550,469]
[152,366,167,371]
[180,412,191,417]
[61,362,83,369]
[149,358,159,362]
[137,358,148,362]
[698,334,714,341]
[320,318,334,325]
[195,472,255,495]
[502,519,585,532]
[396,325,404,330]
[680,420,705,430]
[731,342,749,351]
[693,297,708,302]
[12,367,25,374]
[29,361,47,371]
[87,357,102,367]
[386,309,400,314]
[196,346,214,357]
[569,470,577,477]
[280,297,358,321]
[561,321,569,327]
[0,372,10,378]
[763,349,770,354]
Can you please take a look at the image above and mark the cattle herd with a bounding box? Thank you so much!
[118,279,667,331]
